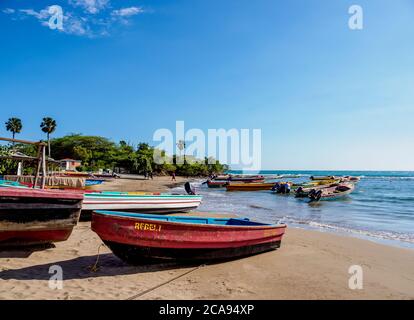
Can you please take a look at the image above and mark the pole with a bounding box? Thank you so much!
[41,145,47,189]
[33,145,42,189]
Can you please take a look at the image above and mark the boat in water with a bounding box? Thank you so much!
[91,210,287,263]
[309,175,337,181]
[271,182,292,194]
[0,188,83,246]
[308,183,355,202]
[310,175,360,183]
[213,175,265,183]
[226,182,276,191]
[295,183,338,198]
[206,180,229,188]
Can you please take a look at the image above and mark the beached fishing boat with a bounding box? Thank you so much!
[91,211,287,263]
[0,179,201,216]
[0,188,83,246]
[0,179,28,188]
[206,180,228,188]
[82,192,203,216]
[226,182,276,191]
[308,183,355,202]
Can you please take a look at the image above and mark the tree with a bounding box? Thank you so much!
[5,117,22,143]
[40,117,57,157]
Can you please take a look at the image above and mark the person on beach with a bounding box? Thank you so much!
[171,172,176,181]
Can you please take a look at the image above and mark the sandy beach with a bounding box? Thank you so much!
[1,177,413,300]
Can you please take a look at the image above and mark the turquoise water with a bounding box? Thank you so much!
[188,171,414,248]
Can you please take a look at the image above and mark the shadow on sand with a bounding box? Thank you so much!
[0,253,204,281]
[0,243,56,258]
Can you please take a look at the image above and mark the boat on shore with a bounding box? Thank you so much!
[308,183,355,202]
[0,179,202,218]
[0,188,83,246]
[82,192,202,219]
[91,210,287,263]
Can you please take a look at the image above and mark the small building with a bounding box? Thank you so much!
[59,159,82,171]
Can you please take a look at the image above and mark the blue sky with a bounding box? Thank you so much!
[0,0,413,170]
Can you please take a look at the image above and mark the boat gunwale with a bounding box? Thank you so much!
[85,193,202,199]
[92,211,286,230]
[0,187,84,200]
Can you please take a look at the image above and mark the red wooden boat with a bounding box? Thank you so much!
[92,211,286,264]
[0,188,83,246]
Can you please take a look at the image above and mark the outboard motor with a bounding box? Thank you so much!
[280,183,291,194]
[272,183,280,192]
[309,189,322,202]
[184,182,196,195]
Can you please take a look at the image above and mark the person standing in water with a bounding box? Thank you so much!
[171,172,176,181]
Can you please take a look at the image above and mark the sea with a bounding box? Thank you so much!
[175,171,414,249]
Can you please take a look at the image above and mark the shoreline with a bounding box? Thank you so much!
[1,177,413,300]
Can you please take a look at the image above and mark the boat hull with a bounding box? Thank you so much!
[0,188,83,246]
[309,183,355,202]
[91,211,286,264]
[226,183,275,191]
[206,181,228,188]
[104,240,281,263]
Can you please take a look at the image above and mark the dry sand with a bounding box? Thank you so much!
[1,177,413,300]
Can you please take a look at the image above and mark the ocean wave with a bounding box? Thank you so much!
[285,217,414,244]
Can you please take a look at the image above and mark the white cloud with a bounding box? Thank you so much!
[2,8,15,14]
[63,13,89,36]
[19,8,50,20]
[69,0,110,14]
[4,2,147,37]
[111,7,144,17]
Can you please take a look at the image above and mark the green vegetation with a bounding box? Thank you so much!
[2,115,228,176]
[5,118,22,142]
[48,134,228,176]
[40,117,57,157]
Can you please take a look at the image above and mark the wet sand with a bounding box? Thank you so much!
[1,177,413,300]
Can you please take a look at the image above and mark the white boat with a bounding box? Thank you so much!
[82,192,203,216]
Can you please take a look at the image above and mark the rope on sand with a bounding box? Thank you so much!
[88,243,106,272]
[125,264,206,300]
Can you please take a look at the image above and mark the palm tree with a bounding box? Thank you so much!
[40,117,57,157]
[5,118,23,144]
